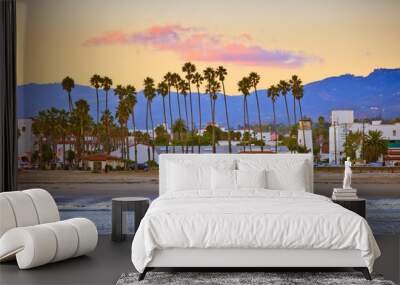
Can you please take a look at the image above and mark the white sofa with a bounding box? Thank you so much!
[0,188,98,269]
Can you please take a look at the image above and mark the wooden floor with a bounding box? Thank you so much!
[0,235,398,285]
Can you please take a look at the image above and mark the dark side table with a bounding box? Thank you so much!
[112,197,150,242]
[332,198,366,218]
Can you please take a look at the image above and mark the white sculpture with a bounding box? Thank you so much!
[343,157,352,189]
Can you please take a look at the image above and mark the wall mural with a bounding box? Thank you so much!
[16,0,400,234]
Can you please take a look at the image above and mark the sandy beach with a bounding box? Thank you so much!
[17,169,400,198]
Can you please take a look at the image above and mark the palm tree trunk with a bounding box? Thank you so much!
[293,95,297,125]
[149,102,155,160]
[184,96,189,153]
[105,90,109,111]
[126,128,130,163]
[146,101,150,162]
[222,82,232,153]
[284,95,291,129]
[197,87,202,153]
[212,97,216,153]
[176,88,182,120]
[175,88,184,153]
[131,111,138,169]
[243,96,246,152]
[162,96,169,153]
[96,89,99,124]
[80,121,84,164]
[120,128,124,160]
[106,120,111,154]
[254,88,263,151]
[68,92,72,112]
[298,100,306,149]
[209,93,213,151]
[167,88,175,153]
[95,88,100,152]
[188,87,195,153]
[209,93,213,122]
[246,98,252,151]
[273,101,277,153]
[62,135,66,166]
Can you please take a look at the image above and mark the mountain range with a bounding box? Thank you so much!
[17,68,400,129]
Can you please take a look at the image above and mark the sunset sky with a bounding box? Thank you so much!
[16,0,400,94]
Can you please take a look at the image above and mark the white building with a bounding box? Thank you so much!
[329,110,400,164]
[255,131,272,144]
[298,119,313,151]
[111,143,156,164]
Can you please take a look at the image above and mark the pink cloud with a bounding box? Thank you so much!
[83,24,319,68]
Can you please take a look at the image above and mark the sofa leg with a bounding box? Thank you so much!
[354,267,371,280]
[138,268,148,281]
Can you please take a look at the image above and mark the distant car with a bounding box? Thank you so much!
[138,162,149,171]
[367,162,383,167]
[129,162,149,171]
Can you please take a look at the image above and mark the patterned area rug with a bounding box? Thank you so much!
[116,272,395,285]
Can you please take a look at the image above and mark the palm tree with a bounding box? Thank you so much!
[209,78,221,153]
[157,81,169,153]
[172,119,187,147]
[90,74,103,125]
[182,62,196,153]
[216,66,232,153]
[114,85,126,160]
[179,79,190,153]
[267,85,280,153]
[289,75,301,124]
[61,76,75,112]
[57,109,69,166]
[296,87,306,149]
[204,67,216,152]
[179,80,190,129]
[179,80,189,153]
[171,73,184,152]
[277,80,291,129]
[116,98,130,163]
[192,72,203,153]
[163,72,175,152]
[125,85,137,163]
[290,75,306,148]
[203,67,215,122]
[100,110,113,154]
[73,99,91,162]
[248,72,263,151]
[102,76,113,111]
[144,77,156,161]
[171,73,182,120]
[238,77,251,151]
[364,130,387,163]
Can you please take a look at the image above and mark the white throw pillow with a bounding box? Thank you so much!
[166,162,210,191]
[236,169,267,189]
[166,160,236,192]
[265,160,307,191]
[211,168,237,190]
[238,159,308,191]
